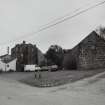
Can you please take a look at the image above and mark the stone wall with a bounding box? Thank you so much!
[11,41,40,71]
[63,31,105,70]
[77,31,105,69]
[11,42,37,65]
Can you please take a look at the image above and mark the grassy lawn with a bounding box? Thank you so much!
[0,69,105,87]
[19,69,105,87]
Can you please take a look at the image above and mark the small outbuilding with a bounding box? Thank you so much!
[0,54,17,72]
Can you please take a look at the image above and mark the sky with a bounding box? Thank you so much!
[0,0,105,55]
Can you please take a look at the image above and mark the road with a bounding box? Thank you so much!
[0,71,105,105]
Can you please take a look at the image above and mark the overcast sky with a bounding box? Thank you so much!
[0,0,105,55]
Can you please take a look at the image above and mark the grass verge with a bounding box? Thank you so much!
[19,69,105,87]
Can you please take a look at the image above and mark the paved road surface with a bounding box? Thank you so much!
[0,72,105,105]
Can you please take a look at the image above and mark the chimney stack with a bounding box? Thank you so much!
[7,47,9,55]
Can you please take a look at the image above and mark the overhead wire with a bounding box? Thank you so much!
[0,0,105,46]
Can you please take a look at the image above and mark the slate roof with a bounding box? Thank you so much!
[0,54,16,63]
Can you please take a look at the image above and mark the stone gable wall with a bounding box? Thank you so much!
[78,33,105,69]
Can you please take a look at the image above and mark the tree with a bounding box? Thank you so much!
[96,25,105,38]
[45,45,64,68]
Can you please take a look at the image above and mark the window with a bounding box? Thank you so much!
[7,64,9,67]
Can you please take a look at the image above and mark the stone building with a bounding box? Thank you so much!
[63,31,105,70]
[11,41,46,71]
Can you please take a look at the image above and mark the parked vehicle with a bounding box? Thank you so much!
[24,65,36,72]
[41,65,58,71]
[35,66,41,71]
[24,65,58,72]
[50,65,58,71]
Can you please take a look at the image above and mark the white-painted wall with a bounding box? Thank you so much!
[0,60,6,71]
[6,59,17,71]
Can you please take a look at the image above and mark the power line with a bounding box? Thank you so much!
[39,0,96,29]
[19,0,105,37]
[0,0,105,46]
[5,0,96,44]
[37,0,105,31]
